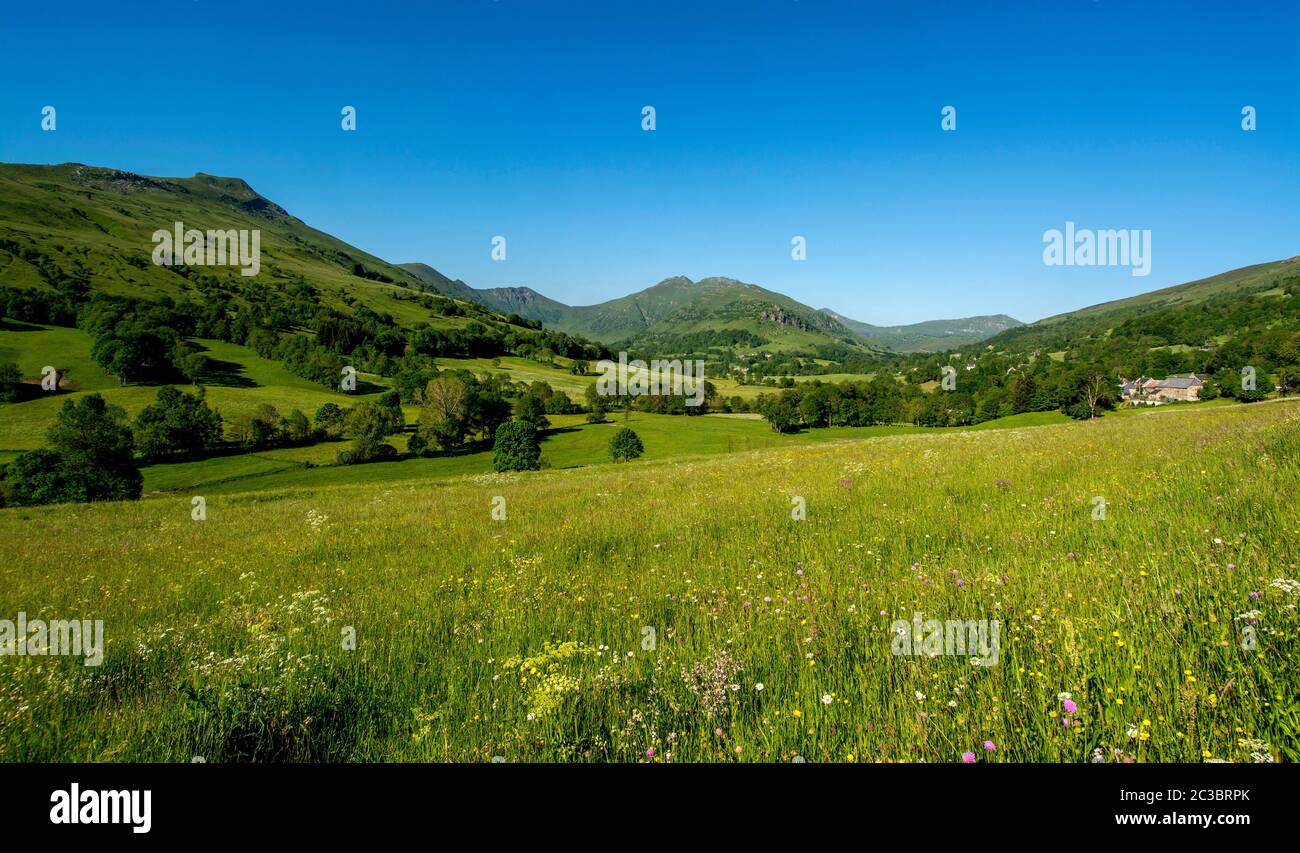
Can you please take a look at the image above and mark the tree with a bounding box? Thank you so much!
[417,376,471,450]
[758,394,799,434]
[282,408,313,445]
[797,385,831,428]
[2,449,71,506]
[1010,374,1037,414]
[133,385,224,461]
[338,401,397,464]
[609,427,644,462]
[230,403,282,449]
[3,394,142,505]
[0,362,23,403]
[514,393,551,432]
[314,402,346,437]
[377,390,406,434]
[584,382,609,423]
[1081,373,1110,420]
[1276,365,1300,396]
[492,419,541,472]
[407,431,429,457]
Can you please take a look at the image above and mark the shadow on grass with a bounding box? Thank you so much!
[193,356,257,388]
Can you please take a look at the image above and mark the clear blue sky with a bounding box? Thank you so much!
[2,0,1296,324]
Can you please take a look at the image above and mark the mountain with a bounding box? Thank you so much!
[399,262,571,326]
[0,163,540,336]
[401,266,876,357]
[820,309,1022,352]
[605,275,871,355]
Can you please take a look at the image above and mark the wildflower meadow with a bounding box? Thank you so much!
[2,400,1296,763]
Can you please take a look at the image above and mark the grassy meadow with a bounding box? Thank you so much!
[1,399,1297,762]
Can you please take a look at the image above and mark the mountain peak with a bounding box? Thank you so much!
[649,275,695,288]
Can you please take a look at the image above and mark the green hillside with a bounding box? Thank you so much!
[1038,256,1300,323]
[984,256,1300,357]
[0,161,618,486]
[618,276,865,350]
[0,163,463,328]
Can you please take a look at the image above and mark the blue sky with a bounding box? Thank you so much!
[2,0,1297,324]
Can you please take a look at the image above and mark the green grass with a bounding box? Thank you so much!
[0,163,489,331]
[438,355,768,401]
[0,321,118,391]
[136,410,1079,497]
[2,400,1297,763]
[0,326,389,451]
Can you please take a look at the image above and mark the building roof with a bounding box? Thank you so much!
[1156,377,1202,389]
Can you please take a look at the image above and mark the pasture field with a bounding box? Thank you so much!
[1,399,1297,762]
[0,327,394,454]
[436,355,773,401]
[132,411,1080,497]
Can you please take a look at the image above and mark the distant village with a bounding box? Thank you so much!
[1118,374,1204,405]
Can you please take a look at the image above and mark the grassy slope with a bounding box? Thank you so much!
[0,162,528,334]
[0,320,118,391]
[0,326,391,456]
[1,399,1295,762]
[1039,256,1300,323]
[0,323,821,460]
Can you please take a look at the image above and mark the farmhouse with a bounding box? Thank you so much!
[1118,374,1204,405]
[1153,376,1203,402]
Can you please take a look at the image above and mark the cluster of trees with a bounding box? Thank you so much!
[0,278,80,326]
[1,395,142,506]
[752,367,1129,433]
[579,380,730,420]
[134,386,224,461]
[406,374,512,457]
[2,260,609,397]
[756,378,915,433]
[335,399,403,464]
[755,347,1300,434]
[81,297,211,384]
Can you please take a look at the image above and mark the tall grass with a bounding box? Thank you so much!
[1,401,1297,762]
